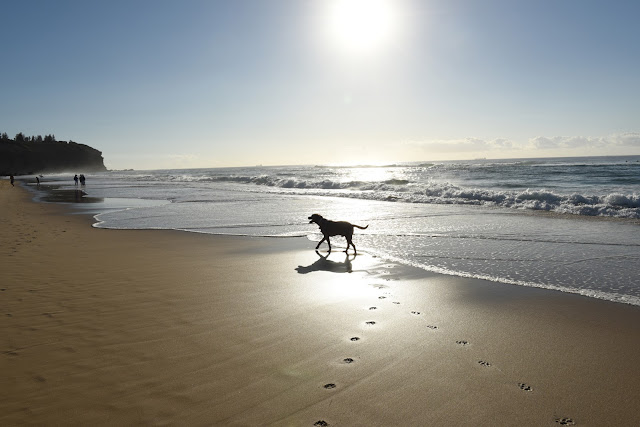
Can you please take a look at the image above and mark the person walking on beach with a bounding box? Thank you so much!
[10,175,15,186]
[36,176,40,187]
[79,174,86,185]
[74,174,79,186]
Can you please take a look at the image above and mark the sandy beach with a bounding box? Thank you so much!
[1,179,640,426]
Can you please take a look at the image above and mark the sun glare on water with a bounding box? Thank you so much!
[325,0,398,55]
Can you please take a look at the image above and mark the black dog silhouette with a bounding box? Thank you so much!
[308,213,368,254]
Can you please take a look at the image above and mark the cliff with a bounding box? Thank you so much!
[0,140,107,175]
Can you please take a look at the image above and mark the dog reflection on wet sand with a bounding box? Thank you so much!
[295,251,355,274]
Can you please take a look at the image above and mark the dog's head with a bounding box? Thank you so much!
[308,213,324,224]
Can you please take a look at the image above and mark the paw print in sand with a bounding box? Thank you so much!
[518,382,533,392]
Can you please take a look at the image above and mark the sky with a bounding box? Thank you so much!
[1,0,639,170]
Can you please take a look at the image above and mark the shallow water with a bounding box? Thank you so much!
[25,156,640,306]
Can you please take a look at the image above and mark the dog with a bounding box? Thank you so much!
[308,213,368,254]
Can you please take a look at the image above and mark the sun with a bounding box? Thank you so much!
[325,0,398,54]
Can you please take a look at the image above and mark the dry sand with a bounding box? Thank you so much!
[1,179,640,426]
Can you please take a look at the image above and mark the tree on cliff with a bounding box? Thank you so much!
[0,131,107,175]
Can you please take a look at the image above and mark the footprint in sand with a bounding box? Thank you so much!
[343,358,355,364]
[314,421,329,427]
[411,311,420,315]
[555,418,575,425]
[392,301,400,305]
[478,360,492,367]
[365,321,376,325]
[350,337,360,341]
[518,382,533,392]
[378,296,387,300]
[427,325,438,330]
[323,383,336,389]
[456,340,469,346]
[369,307,377,310]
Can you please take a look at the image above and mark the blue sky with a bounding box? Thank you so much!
[1,0,639,169]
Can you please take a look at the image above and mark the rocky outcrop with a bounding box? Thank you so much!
[0,140,107,175]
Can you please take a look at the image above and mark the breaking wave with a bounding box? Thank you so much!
[129,172,640,219]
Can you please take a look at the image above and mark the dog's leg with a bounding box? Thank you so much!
[326,236,332,253]
[344,234,357,254]
[315,236,326,250]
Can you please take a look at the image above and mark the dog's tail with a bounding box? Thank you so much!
[353,224,369,230]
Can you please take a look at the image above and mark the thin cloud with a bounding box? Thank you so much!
[405,137,515,153]
[529,133,640,149]
[405,132,640,153]
[612,133,640,147]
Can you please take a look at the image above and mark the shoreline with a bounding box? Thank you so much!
[2,179,640,425]
[23,176,640,307]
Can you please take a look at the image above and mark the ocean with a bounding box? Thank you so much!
[28,155,640,306]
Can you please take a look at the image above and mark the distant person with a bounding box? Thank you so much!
[74,174,79,186]
[36,176,40,187]
[79,174,86,185]
[10,175,14,186]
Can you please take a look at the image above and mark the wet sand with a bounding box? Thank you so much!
[1,179,640,426]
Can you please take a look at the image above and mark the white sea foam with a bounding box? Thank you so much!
[362,247,640,307]
[115,166,640,218]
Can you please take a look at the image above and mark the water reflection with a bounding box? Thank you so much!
[296,251,356,274]
[39,188,104,204]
